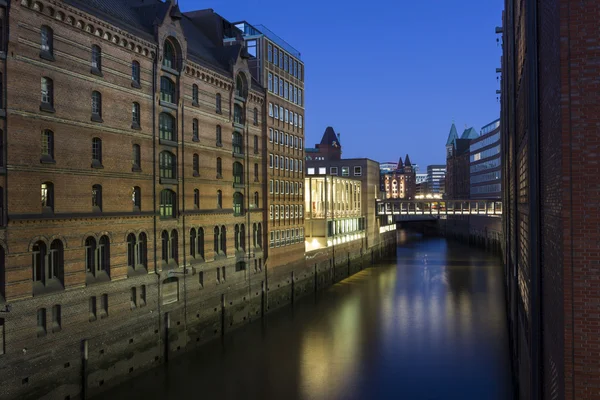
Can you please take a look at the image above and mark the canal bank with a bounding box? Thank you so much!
[100,235,512,400]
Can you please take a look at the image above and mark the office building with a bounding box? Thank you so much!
[470,119,501,199]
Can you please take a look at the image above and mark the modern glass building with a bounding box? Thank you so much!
[470,119,501,199]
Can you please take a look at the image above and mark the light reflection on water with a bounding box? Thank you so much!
[102,234,512,400]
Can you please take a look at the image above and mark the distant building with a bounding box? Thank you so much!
[446,123,478,199]
[381,155,417,200]
[305,126,342,161]
[426,165,446,196]
[379,161,398,172]
[470,119,501,199]
[415,173,428,196]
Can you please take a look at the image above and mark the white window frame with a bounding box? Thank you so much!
[279,107,284,121]
[269,128,274,142]
[268,73,273,92]
[269,103,273,117]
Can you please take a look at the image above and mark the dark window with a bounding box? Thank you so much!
[216,157,222,177]
[213,226,219,254]
[37,308,46,337]
[159,151,176,179]
[233,192,243,215]
[190,228,196,258]
[138,233,147,268]
[89,296,97,321]
[160,189,175,218]
[41,182,53,209]
[161,230,170,262]
[41,130,54,160]
[92,184,102,210]
[233,132,243,155]
[193,189,199,209]
[140,285,147,306]
[240,224,245,250]
[193,154,199,176]
[192,84,199,104]
[235,74,247,98]
[192,119,199,140]
[220,226,227,254]
[98,236,110,275]
[132,144,141,169]
[257,223,262,247]
[197,228,204,259]
[127,233,136,268]
[160,77,176,104]
[91,91,102,117]
[253,135,258,153]
[170,229,178,264]
[215,93,221,113]
[254,163,258,181]
[132,186,141,210]
[130,287,137,308]
[52,304,61,332]
[254,191,259,207]
[32,239,63,287]
[132,102,140,126]
[216,125,222,146]
[233,104,244,125]
[233,162,243,185]
[91,45,102,71]
[159,113,176,141]
[40,25,53,55]
[131,61,140,84]
[253,108,258,125]
[41,77,53,106]
[85,237,96,275]
[163,40,176,69]
[216,190,222,208]
[92,137,102,165]
[234,224,240,249]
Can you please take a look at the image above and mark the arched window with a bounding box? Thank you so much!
[132,186,141,210]
[91,45,102,72]
[240,224,245,250]
[193,189,199,209]
[217,190,222,208]
[235,74,247,98]
[161,230,170,262]
[159,113,176,141]
[41,182,54,210]
[132,102,141,127]
[127,233,136,268]
[220,225,227,254]
[91,91,102,117]
[254,135,258,153]
[190,228,196,258]
[234,224,239,249]
[213,226,219,253]
[254,163,258,181]
[33,240,61,286]
[253,223,257,247]
[215,93,221,113]
[98,235,110,276]
[138,233,147,268]
[233,132,243,155]
[233,104,244,125]
[197,228,205,259]
[85,237,96,274]
[216,125,222,146]
[254,191,259,208]
[192,84,199,104]
[92,137,102,165]
[233,162,243,185]
[159,151,176,179]
[163,40,176,69]
[160,76,176,104]
[192,118,199,140]
[131,61,140,85]
[193,153,199,176]
[132,144,141,170]
[92,184,102,210]
[170,229,178,264]
[233,192,243,215]
[160,189,175,218]
[41,77,53,107]
[40,25,53,55]
[253,108,258,125]
[41,130,54,161]
[216,157,222,177]
[257,223,262,248]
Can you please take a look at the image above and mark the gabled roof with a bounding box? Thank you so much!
[460,127,479,140]
[397,157,404,169]
[404,154,412,167]
[445,123,459,146]
[320,127,340,146]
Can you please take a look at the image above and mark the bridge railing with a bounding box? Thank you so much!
[377,199,502,216]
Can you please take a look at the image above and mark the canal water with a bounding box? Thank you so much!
[102,234,513,400]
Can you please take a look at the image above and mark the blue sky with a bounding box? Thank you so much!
[179,0,503,169]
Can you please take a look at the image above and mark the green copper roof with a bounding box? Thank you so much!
[460,127,479,140]
[445,123,459,146]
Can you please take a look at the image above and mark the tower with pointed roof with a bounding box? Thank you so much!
[446,123,459,158]
[305,126,342,161]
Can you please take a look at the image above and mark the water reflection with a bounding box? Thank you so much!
[102,235,512,400]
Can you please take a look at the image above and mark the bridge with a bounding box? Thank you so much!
[376,199,502,221]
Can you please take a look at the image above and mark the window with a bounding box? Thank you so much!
[92,184,102,210]
[268,73,273,92]
[274,131,279,144]
[193,153,199,176]
[91,45,102,73]
[41,130,54,161]
[274,106,279,119]
[130,287,137,309]
[132,186,141,210]
[216,157,223,178]
[307,168,315,175]
[216,125,222,146]
[233,104,244,125]
[274,76,279,95]
[40,25,53,57]
[330,167,338,175]
[294,113,298,127]
[268,44,273,62]
[354,166,362,176]
[160,189,175,218]
[159,151,176,179]
[127,233,136,269]
[216,190,222,208]
[220,226,227,254]
[284,54,288,71]
[193,189,199,209]
[269,103,273,117]
[215,93,222,113]
[132,144,141,170]
[131,61,140,86]
[197,228,205,259]
[236,73,248,98]
[275,181,279,194]
[163,40,176,69]
[233,162,244,185]
[92,137,102,166]
[279,79,283,96]
[233,132,243,155]
[254,108,259,125]
[274,47,279,66]
[159,113,176,142]
[298,89,303,106]
[254,191,259,207]
[254,163,258,181]
[91,91,102,119]
[169,230,179,264]
[161,230,170,262]
[285,109,289,123]
[254,135,258,153]
[192,84,199,104]
[234,224,240,250]
[85,235,110,278]
[132,102,141,127]
[275,156,279,169]
[269,179,273,194]
[138,233,147,269]
[160,77,175,104]
[342,167,349,177]
[279,106,284,121]
[269,128,274,142]
[41,77,53,109]
[299,115,303,129]
[233,192,243,215]
[269,154,273,168]
[37,308,47,337]
[284,81,289,99]
[140,285,147,306]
